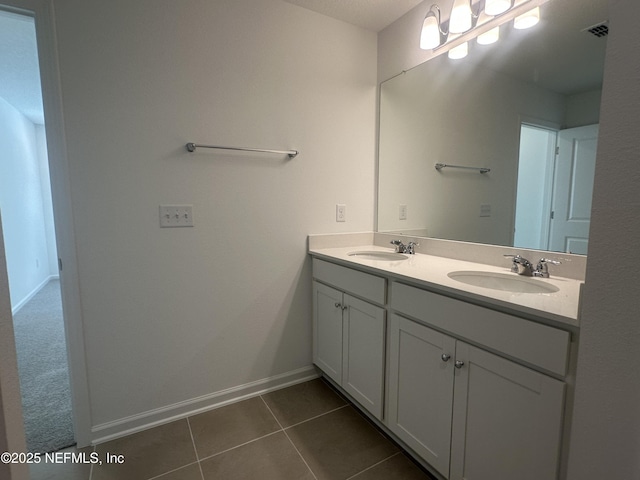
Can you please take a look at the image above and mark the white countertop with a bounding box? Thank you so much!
[309,244,582,328]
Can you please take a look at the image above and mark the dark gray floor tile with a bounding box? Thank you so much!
[91,420,197,480]
[350,453,435,480]
[28,445,92,480]
[286,406,399,480]
[261,378,347,427]
[200,431,313,480]
[189,396,281,459]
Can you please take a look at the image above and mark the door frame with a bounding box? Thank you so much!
[0,0,91,447]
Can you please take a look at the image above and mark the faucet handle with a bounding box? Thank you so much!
[503,254,533,275]
[406,242,420,254]
[390,240,405,253]
[534,258,561,277]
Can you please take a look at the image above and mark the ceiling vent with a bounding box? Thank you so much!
[583,21,609,38]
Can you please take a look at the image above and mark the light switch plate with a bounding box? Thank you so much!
[160,205,194,227]
[399,204,407,220]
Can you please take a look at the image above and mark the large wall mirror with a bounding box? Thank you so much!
[378,0,607,255]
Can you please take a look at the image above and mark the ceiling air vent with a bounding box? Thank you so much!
[583,21,609,38]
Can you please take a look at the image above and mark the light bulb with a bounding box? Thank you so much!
[420,13,441,50]
[449,0,472,34]
[514,6,540,29]
[477,26,500,45]
[448,42,468,60]
[485,0,511,16]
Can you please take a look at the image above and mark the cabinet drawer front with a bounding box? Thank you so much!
[313,259,386,305]
[391,282,570,376]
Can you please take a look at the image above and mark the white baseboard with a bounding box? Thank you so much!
[90,365,319,445]
[11,275,60,316]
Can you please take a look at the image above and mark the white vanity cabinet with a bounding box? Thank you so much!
[312,259,386,420]
[388,282,569,480]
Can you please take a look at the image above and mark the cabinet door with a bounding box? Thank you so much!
[387,314,456,477]
[312,282,344,384]
[342,294,385,420]
[450,342,565,480]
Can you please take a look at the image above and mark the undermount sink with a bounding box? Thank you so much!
[447,271,560,294]
[347,251,408,261]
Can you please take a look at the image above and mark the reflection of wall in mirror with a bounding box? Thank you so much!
[378,56,601,247]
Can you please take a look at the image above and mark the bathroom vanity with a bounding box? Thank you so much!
[309,234,582,480]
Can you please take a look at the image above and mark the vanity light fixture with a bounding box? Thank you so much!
[514,6,540,29]
[484,0,514,16]
[418,0,545,58]
[449,0,475,34]
[420,5,447,50]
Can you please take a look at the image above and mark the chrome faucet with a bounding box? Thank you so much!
[504,255,561,277]
[390,240,419,254]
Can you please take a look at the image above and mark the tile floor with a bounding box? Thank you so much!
[29,378,435,480]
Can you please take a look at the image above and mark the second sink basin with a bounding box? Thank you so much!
[448,271,559,294]
[347,251,408,261]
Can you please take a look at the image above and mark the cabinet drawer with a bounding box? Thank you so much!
[312,259,386,305]
[391,282,570,376]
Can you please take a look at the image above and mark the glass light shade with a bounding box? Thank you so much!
[514,6,540,29]
[420,14,441,50]
[448,42,468,59]
[449,0,472,34]
[477,26,500,45]
[484,0,511,16]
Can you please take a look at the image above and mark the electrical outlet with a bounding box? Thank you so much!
[336,204,346,222]
[160,205,194,227]
[399,204,408,220]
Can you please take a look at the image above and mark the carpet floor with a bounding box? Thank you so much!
[12,279,74,453]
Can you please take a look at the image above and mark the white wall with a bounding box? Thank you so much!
[0,96,57,311]
[566,0,640,477]
[51,0,377,430]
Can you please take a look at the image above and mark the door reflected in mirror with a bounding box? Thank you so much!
[377,0,607,255]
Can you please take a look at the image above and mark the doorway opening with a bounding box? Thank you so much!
[0,8,74,453]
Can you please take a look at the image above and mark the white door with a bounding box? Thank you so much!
[387,315,456,477]
[450,342,565,480]
[548,124,599,254]
[342,295,385,420]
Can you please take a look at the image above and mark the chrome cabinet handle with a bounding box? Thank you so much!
[454,360,465,369]
[334,302,347,311]
[441,353,451,362]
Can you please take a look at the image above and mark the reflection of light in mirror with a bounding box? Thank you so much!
[477,26,500,44]
[514,6,540,29]
[448,42,469,59]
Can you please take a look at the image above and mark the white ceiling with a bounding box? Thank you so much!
[0,10,43,125]
[283,0,422,31]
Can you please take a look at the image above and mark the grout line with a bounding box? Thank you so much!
[196,430,282,462]
[186,417,206,480]
[282,404,350,430]
[88,444,96,480]
[344,452,401,480]
[146,460,202,480]
[259,395,318,480]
